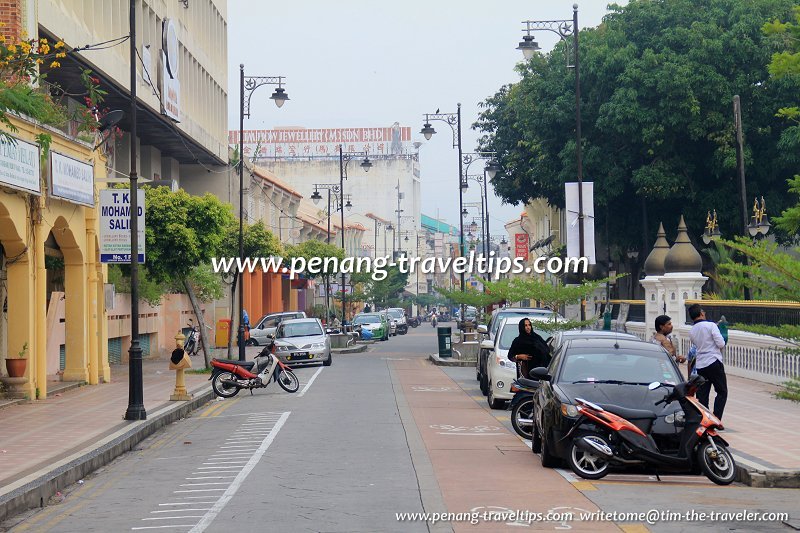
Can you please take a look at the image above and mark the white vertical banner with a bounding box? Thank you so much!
[565,182,596,265]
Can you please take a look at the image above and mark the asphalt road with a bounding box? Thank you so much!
[6,325,798,532]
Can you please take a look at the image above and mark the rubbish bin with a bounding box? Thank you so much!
[215,319,232,348]
[437,326,452,358]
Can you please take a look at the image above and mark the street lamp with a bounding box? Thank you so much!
[462,152,498,258]
[338,145,371,324]
[748,197,770,237]
[422,105,471,329]
[236,64,288,361]
[702,210,722,245]
[519,4,586,321]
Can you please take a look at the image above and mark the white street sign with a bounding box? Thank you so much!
[99,189,145,263]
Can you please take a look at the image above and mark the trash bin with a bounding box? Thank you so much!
[215,319,232,348]
[437,326,452,358]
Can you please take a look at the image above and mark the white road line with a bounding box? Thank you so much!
[201,461,248,465]
[151,509,211,513]
[179,483,231,487]
[159,502,217,506]
[188,411,290,533]
[142,516,205,521]
[218,445,259,449]
[132,526,198,530]
[185,476,237,480]
[175,496,223,500]
[297,367,323,397]
[173,489,227,493]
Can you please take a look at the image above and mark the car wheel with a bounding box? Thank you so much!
[487,381,505,409]
[479,371,488,396]
[540,428,561,468]
[323,353,332,367]
[531,424,542,453]
[246,338,258,346]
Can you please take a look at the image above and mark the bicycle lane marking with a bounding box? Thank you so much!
[391,359,617,532]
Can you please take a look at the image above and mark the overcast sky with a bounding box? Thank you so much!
[227,1,627,235]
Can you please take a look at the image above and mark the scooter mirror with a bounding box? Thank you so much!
[648,381,661,390]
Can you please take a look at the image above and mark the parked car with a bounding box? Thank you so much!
[531,337,684,468]
[352,312,389,341]
[249,311,306,346]
[547,329,640,353]
[387,308,408,335]
[379,310,397,336]
[477,307,563,395]
[272,318,331,366]
[481,315,553,409]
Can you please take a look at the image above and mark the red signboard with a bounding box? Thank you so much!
[515,233,529,261]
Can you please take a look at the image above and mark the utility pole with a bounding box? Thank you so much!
[733,95,751,300]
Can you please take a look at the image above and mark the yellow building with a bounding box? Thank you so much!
[0,116,108,400]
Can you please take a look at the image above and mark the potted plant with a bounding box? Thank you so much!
[6,342,28,378]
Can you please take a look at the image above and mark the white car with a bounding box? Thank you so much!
[387,308,408,335]
[481,316,553,409]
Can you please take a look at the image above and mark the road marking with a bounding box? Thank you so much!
[180,483,231,487]
[571,481,597,491]
[159,502,218,506]
[173,489,227,493]
[151,509,211,513]
[297,367,323,397]
[201,461,248,465]
[132,526,199,530]
[185,476,237,480]
[142,515,205,520]
[619,525,650,532]
[188,411,290,533]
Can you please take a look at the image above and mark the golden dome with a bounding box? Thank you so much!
[664,215,703,273]
[643,222,670,276]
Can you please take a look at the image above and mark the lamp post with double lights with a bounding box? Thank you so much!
[422,105,472,329]
[462,152,499,258]
[338,145,371,324]
[518,4,586,320]
[311,184,352,322]
[236,64,289,361]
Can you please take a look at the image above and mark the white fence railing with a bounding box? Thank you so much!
[622,322,799,384]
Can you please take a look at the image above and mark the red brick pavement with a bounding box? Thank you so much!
[0,359,210,487]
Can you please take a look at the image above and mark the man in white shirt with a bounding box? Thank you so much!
[688,304,727,419]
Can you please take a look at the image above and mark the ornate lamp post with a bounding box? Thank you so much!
[235,65,288,361]
[312,184,353,322]
[338,145,371,324]
[518,4,586,320]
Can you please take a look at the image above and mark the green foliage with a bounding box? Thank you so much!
[284,240,345,280]
[106,264,167,306]
[776,378,800,401]
[435,284,502,309]
[717,237,800,302]
[184,263,224,303]
[476,0,800,251]
[219,219,283,260]
[773,175,800,234]
[350,265,409,308]
[143,186,234,284]
[701,239,749,299]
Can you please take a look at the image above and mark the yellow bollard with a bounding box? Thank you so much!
[170,332,192,401]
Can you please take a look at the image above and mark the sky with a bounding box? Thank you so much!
[227,1,627,235]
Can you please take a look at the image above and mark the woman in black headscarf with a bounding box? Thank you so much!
[508,318,551,379]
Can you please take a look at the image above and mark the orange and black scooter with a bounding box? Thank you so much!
[563,374,736,485]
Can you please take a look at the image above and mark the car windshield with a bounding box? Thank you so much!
[559,351,680,384]
[497,321,551,350]
[354,314,381,325]
[279,322,323,338]
[387,310,404,318]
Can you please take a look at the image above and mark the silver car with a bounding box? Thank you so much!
[273,318,331,366]
[249,311,306,345]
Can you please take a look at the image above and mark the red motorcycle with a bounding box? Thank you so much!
[210,342,299,398]
[564,374,736,485]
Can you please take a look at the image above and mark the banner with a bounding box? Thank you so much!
[514,233,529,261]
[229,125,413,159]
[565,182,596,264]
[99,189,145,263]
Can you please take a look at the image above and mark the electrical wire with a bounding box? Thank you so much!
[134,46,160,99]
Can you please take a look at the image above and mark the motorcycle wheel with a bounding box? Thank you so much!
[211,371,240,398]
[276,368,300,393]
[567,434,610,480]
[697,440,736,485]
[511,397,535,439]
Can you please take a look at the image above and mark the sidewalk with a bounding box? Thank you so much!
[0,358,214,521]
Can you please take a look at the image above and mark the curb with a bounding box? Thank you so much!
[428,354,476,367]
[332,344,369,354]
[0,385,215,523]
[734,458,800,489]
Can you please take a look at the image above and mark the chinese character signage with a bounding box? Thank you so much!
[99,189,145,263]
[514,233,529,261]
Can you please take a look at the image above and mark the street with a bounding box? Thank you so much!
[6,327,797,533]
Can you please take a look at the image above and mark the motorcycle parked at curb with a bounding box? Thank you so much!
[184,319,201,356]
[564,374,735,485]
[508,377,540,439]
[408,316,420,328]
[210,340,300,398]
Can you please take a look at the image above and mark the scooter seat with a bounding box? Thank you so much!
[212,358,255,371]
[516,377,541,389]
[598,403,657,421]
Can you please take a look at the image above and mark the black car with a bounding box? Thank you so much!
[531,338,685,468]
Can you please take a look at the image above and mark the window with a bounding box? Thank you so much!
[558,351,679,384]
[280,322,323,338]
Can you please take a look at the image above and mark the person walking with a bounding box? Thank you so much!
[507,318,550,380]
[650,315,686,364]
[688,304,728,419]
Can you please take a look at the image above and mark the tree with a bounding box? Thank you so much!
[350,265,409,310]
[476,0,800,255]
[219,220,284,353]
[143,186,234,366]
[285,240,344,319]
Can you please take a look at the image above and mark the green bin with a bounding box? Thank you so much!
[437,326,452,358]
